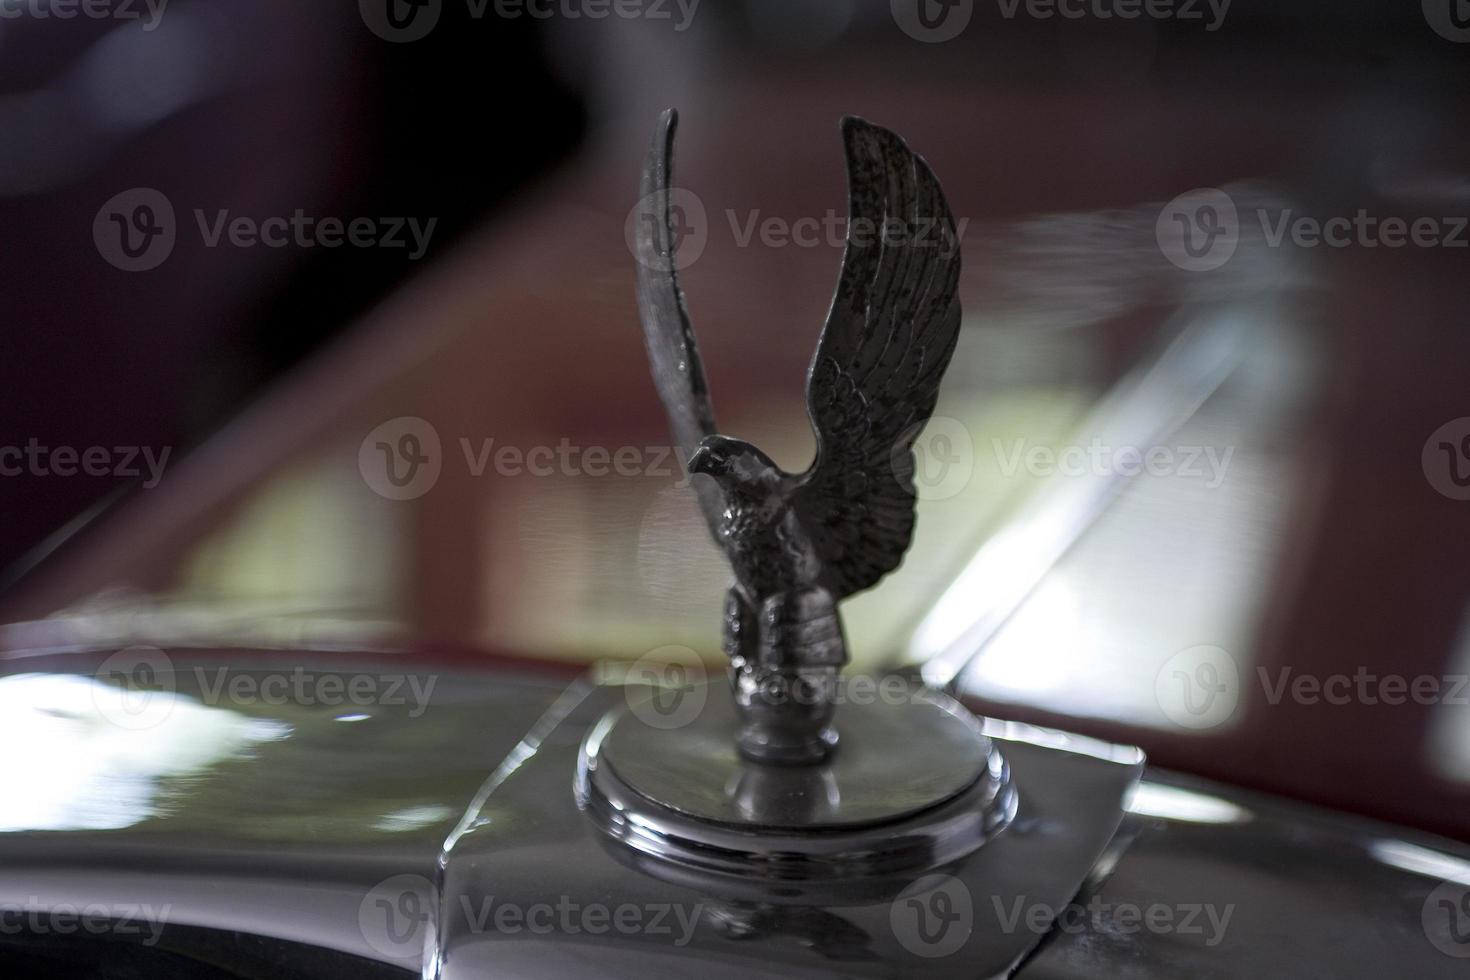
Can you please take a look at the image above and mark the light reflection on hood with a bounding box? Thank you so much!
[0,673,290,833]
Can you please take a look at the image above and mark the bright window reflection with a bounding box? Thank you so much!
[0,674,289,833]
[1125,782,1251,824]
[958,319,1315,732]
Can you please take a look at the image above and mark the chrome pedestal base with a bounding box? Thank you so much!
[579,682,1014,879]
[433,675,1146,979]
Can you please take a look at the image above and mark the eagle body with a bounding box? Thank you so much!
[691,441,843,674]
[711,480,813,598]
[720,504,810,601]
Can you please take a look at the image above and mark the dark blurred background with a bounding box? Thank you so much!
[4,0,1466,573]
[2,1,1469,839]
[0,0,585,574]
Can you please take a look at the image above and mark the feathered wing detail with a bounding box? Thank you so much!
[792,117,963,600]
[635,108,726,540]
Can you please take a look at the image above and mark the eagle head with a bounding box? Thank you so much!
[687,435,779,493]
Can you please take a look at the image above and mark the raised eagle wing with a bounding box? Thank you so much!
[634,108,725,540]
[793,118,963,600]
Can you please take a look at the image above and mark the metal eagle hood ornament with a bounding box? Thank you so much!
[635,109,963,765]
[437,115,1144,979]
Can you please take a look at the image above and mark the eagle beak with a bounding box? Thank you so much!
[687,445,714,474]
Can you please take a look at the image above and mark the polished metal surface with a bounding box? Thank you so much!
[436,678,1145,978]
[582,752,1013,884]
[595,682,995,828]
[579,681,1014,880]
[0,650,568,974]
[3,654,1469,976]
[635,109,964,764]
[1016,770,1470,979]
